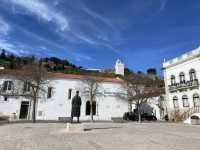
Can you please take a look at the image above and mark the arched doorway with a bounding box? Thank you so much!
[85,101,96,115]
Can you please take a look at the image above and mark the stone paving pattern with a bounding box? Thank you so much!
[0,122,200,150]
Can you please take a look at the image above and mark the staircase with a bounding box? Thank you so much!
[181,106,200,121]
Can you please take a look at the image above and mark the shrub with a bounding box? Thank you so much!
[170,110,184,122]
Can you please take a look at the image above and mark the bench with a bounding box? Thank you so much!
[0,115,10,124]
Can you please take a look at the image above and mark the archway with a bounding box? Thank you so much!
[85,101,96,115]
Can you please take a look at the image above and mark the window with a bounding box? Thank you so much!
[189,69,196,81]
[182,95,189,107]
[23,81,31,92]
[86,101,90,115]
[85,101,96,116]
[47,87,53,98]
[92,101,96,115]
[173,96,179,108]
[68,89,72,99]
[170,75,176,85]
[3,81,13,91]
[179,72,185,83]
[193,94,200,107]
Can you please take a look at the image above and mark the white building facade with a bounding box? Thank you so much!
[163,46,200,122]
[0,72,128,121]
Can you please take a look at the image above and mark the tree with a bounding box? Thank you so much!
[0,49,6,59]
[124,68,133,76]
[0,61,49,123]
[147,68,157,75]
[119,73,164,123]
[147,68,157,80]
[18,62,49,123]
[81,76,103,121]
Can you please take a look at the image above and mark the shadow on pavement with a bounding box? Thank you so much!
[84,126,122,131]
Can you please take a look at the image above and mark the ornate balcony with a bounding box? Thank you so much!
[169,79,199,92]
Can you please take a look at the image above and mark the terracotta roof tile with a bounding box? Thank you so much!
[0,69,123,83]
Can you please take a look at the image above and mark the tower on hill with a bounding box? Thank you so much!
[115,59,124,76]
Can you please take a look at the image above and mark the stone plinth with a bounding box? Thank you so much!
[65,123,85,133]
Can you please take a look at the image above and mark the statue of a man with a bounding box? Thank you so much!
[71,91,82,123]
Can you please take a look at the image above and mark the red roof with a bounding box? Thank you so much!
[0,69,123,83]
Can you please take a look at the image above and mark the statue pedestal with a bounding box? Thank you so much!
[66,123,85,132]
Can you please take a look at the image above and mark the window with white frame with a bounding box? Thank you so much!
[189,69,196,81]
[3,81,13,91]
[193,94,200,107]
[179,72,185,83]
[182,95,189,107]
[173,96,179,108]
[23,81,31,92]
[170,75,176,85]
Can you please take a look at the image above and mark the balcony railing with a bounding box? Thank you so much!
[0,88,21,96]
[169,79,199,92]
[0,84,23,96]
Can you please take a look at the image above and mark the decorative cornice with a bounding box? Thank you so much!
[163,47,200,69]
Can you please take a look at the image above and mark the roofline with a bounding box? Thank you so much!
[0,69,123,83]
[163,46,200,69]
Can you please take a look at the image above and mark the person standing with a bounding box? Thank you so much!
[71,91,82,123]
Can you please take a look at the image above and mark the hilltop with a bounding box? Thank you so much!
[0,49,118,77]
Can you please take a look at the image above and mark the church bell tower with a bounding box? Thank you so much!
[115,59,124,76]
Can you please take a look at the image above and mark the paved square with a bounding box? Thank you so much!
[0,122,200,150]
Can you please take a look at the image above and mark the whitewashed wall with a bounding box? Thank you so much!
[0,76,31,119]
[36,78,128,121]
[0,77,128,121]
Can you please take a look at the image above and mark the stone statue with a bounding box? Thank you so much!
[71,91,82,123]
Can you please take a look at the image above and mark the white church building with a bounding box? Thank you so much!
[163,46,200,123]
[0,60,129,121]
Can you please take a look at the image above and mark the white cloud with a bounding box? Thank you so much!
[0,17,11,36]
[72,52,94,62]
[72,32,97,45]
[80,2,114,29]
[0,39,17,53]
[7,0,69,31]
[0,39,32,55]
[0,0,121,60]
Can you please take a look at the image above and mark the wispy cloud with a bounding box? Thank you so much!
[71,52,94,62]
[0,0,130,61]
[79,2,114,30]
[0,38,94,62]
[6,0,69,31]
[0,40,29,56]
[0,40,15,51]
[0,17,11,36]
[70,31,122,56]
[13,24,94,62]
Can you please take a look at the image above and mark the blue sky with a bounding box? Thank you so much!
[0,0,200,75]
